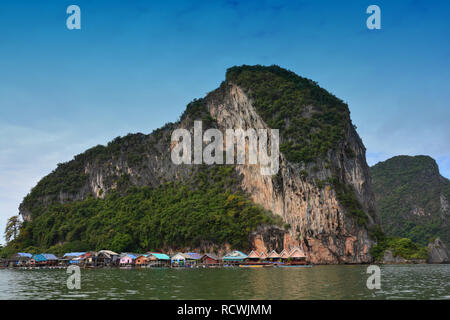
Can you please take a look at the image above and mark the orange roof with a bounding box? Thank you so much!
[267,250,281,259]
[135,256,149,264]
[247,250,260,258]
[289,247,306,258]
[280,249,290,259]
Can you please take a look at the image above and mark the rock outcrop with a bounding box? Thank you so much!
[380,250,426,264]
[382,250,407,264]
[427,238,450,263]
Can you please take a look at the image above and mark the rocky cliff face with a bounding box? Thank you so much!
[19,65,379,264]
[206,83,377,264]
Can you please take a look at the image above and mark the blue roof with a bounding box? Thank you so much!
[42,253,58,260]
[16,253,32,258]
[151,253,171,260]
[222,250,248,260]
[63,252,86,258]
[185,252,202,260]
[32,254,47,262]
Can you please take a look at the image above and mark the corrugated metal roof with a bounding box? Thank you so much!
[184,252,202,260]
[202,253,220,261]
[222,250,248,260]
[98,250,119,256]
[268,250,281,258]
[42,253,58,260]
[16,252,32,258]
[171,253,188,260]
[63,252,86,258]
[289,247,306,258]
[247,250,260,258]
[280,249,290,258]
[32,254,47,262]
[151,253,171,260]
[135,255,148,259]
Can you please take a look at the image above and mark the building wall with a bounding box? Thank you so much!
[120,257,134,264]
[202,257,219,264]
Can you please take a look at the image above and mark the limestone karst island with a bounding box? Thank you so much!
[2,66,448,271]
[1,1,449,303]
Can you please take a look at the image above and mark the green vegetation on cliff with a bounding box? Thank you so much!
[226,65,350,164]
[371,155,450,246]
[11,166,281,255]
[330,178,369,226]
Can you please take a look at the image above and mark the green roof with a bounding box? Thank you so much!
[151,253,170,260]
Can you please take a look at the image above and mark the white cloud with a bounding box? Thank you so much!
[0,123,112,245]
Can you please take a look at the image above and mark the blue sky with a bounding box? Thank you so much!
[1,0,450,243]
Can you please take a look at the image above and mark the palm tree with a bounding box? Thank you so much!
[4,215,22,243]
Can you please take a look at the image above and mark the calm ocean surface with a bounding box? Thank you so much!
[0,264,449,300]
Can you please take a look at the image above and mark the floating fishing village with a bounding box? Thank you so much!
[0,247,309,269]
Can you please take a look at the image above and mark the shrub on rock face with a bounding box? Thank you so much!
[370,236,429,262]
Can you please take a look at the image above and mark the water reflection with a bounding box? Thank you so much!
[0,264,448,300]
